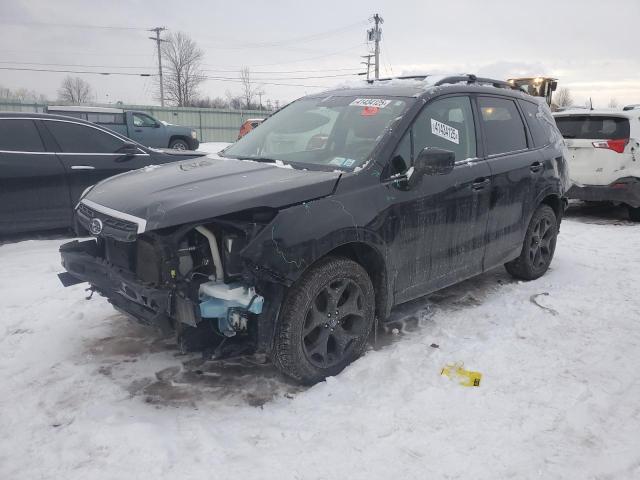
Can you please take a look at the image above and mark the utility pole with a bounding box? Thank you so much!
[360,54,373,81]
[372,14,383,79]
[148,27,167,106]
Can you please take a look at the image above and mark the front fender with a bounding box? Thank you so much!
[241,194,389,286]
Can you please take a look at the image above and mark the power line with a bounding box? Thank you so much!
[0,61,360,74]
[0,61,155,70]
[0,20,145,31]
[0,66,153,76]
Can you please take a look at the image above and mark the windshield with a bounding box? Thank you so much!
[222,95,411,170]
[555,115,630,139]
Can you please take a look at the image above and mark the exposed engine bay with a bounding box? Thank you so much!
[60,207,282,357]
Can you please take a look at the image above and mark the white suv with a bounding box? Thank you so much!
[554,107,640,220]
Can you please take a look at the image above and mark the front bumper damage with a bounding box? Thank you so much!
[60,239,175,330]
[567,177,640,208]
[59,238,280,354]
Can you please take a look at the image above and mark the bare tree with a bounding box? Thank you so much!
[161,32,205,106]
[554,87,574,108]
[608,98,619,108]
[0,85,47,102]
[225,89,243,110]
[239,67,264,109]
[57,76,92,103]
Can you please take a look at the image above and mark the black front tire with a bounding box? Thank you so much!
[628,206,640,222]
[505,204,558,280]
[169,138,189,150]
[273,257,375,384]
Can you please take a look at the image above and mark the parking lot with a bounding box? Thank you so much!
[1,203,639,479]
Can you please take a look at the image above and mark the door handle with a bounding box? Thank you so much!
[134,129,143,133]
[471,177,490,191]
[530,161,543,173]
[70,165,95,170]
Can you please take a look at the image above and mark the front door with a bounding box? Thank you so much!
[131,112,165,148]
[384,95,492,303]
[0,118,70,233]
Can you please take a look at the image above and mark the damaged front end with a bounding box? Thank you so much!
[59,203,286,356]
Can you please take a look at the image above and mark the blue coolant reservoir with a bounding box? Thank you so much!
[198,281,264,319]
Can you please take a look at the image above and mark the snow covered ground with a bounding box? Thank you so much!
[1,204,640,480]
[197,141,232,154]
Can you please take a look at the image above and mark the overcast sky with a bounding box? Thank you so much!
[1,0,638,108]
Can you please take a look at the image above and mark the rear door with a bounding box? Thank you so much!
[0,118,70,233]
[554,114,632,186]
[478,95,542,269]
[40,119,153,205]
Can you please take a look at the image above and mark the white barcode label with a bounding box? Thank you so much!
[431,119,459,144]
[349,98,391,108]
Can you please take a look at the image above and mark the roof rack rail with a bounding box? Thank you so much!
[366,75,428,84]
[623,104,640,111]
[433,74,517,90]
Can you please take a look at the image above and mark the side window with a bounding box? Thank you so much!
[519,100,550,147]
[412,96,477,162]
[0,119,45,152]
[86,113,125,125]
[45,121,125,153]
[133,113,158,127]
[478,97,527,155]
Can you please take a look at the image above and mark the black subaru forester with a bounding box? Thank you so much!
[59,75,570,384]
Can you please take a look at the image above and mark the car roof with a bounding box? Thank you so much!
[46,105,124,114]
[0,111,110,123]
[309,75,536,102]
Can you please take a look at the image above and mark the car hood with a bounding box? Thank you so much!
[83,154,342,231]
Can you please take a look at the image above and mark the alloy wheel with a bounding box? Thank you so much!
[302,278,368,369]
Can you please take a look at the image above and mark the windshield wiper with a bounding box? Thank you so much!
[231,156,279,163]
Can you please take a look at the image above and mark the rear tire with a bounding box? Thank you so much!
[273,257,375,384]
[505,204,558,281]
[169,138,189,150]
[628,206,640,222]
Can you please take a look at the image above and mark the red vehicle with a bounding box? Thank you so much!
[238,118,264,139]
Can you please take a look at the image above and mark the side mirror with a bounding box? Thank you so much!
[118,142,139,156]
[408,147,455,187]
[153,122,161,128]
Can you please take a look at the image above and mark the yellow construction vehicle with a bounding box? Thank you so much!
[507,77,558,107]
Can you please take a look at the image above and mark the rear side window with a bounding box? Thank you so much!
[0,119,45,152]
[412,96,477,162]
[519,100,550,147]
[87,113,125,125]
[44,120,125,153]
[478,97,528,155]
[554,115,630,140]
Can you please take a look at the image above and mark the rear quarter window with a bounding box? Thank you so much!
[555,115,630,140]
[519,100,551,147]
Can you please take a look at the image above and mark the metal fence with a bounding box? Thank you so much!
[0,101,272,143]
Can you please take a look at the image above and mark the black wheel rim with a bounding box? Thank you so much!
[302,278,368,369]
[529,216,555,269]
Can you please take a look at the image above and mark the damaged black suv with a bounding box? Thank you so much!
[59,75,570,384]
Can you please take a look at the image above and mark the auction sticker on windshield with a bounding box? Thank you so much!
[350,98,392,108]
[431,119,459,145]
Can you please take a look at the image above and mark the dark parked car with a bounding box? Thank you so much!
[0,112,205,235]
[58,75,570,384]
